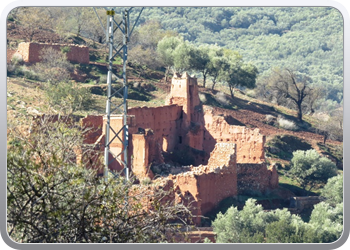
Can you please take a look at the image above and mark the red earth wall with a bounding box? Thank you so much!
[81,115,103,144]
[203,108,265,164]
[166,143,238,225]
[127,105,182,178]
[16,42,89,64]
[166,72,201,129]
[127,104,183,153]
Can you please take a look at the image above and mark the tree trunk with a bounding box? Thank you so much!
[211,74,218,90]
[297,102,303,122]
[229,85,234,99]
[203,74,206,88]
[164,66,170,84]
[211,81,217,90]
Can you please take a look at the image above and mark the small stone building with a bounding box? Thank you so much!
[15,42,89,64]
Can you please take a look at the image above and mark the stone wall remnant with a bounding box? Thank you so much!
[167,143,238,225]
[16,42,89,64]
[289,196,323,213]
[203,108,265,164]
[237,163,278,195]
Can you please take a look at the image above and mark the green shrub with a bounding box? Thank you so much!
[290,149,337,192]
[320,174,343,204]
[141,177,152,185]
[45,82,95,112]
[34,47,72,84]
[11,54,23,66]
[60,46,71,54]
[212,198,343,243]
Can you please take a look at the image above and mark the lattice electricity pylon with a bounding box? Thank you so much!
[93,7,144,181]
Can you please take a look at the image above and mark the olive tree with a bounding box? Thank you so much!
[212,198,342,243]
[207,45,229,90]
[320,174,343,205]
[212,199,306,243]
[157,36,183,83]
[212,199,266,243]
[290,149,337,192]
[220,50,258,98]
[191,45,211,88]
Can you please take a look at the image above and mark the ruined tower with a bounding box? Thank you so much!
[165,72,205,152]
[165,72,201,128]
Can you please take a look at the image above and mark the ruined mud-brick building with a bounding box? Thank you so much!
[80,72,278,225]
[15,42,89,64]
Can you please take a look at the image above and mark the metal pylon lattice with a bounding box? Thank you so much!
[93,7,144,181]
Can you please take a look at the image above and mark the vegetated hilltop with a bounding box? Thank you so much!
[7,7,343,104]
[138,7,343,102]
[7,7,343,193]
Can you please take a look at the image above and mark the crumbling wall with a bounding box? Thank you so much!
[127,105,182,169]
[97,105,182,177]
[131,130,162,180]
[203,109,265,164]
[16,42,89,64]
[163,73,265,165]
[236,163,278,195]
[166,143,238,225]
[127,105,182,149]
[289,196,322,212]
[81,115,103,144]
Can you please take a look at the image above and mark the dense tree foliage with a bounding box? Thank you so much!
[157,36,257,91]
[212,174,343,243]
[157,36,183,82]
[14,7,52,42]
[44,82,95,113]
[290,149,337,191]
[320,174,343,205]
[220,50,258,98]
[212,197,343,243]
[137,7,343,104]
[128,21,178,77]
